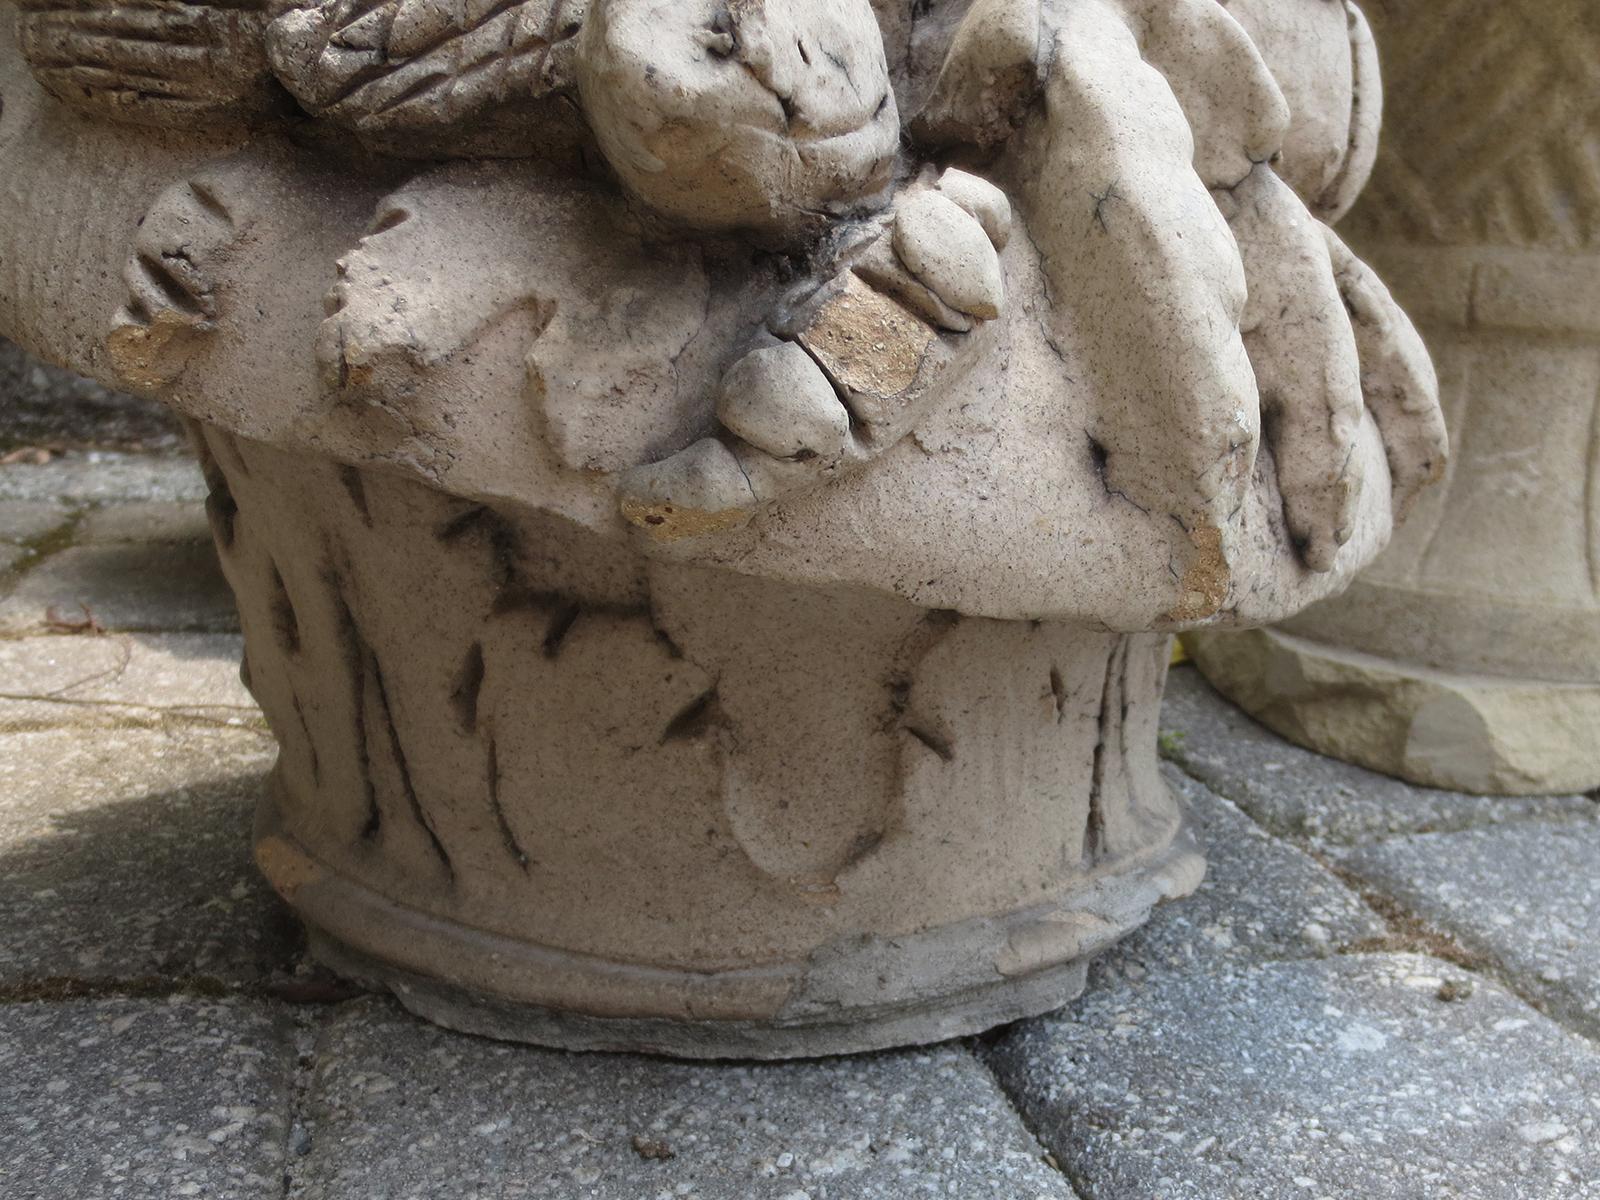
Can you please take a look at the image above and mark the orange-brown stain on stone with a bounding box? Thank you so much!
[620,498,750,541]
[798,273,935,404]
[1165,524,1230,623]
[254,834,330,902]
[107,309,208,391]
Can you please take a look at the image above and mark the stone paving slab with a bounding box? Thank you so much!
[290,998,1078,1200]
[0,453,207,506]
[1101,765,1384,975]
[986,952,1600,1200]
[0,539,237,634]
[0,499,70,544]
[0,725,294,987]
[0,632,257,730]
[0,996,296,1200]
[1160,665,1596,844]
[77,501,214,545]
[1337,817,1600,1039]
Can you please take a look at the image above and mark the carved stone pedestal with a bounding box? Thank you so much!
[1188,0,1600,796]
[0,0,1444,1053]
[201,428,1201,1055]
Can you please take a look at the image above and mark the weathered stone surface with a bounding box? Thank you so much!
[267,0,586,156]
[291,998,1077,1199]
[1104,764,1384,971]
[893,188,1005,318]
[0,632,257,730]
[0,544,23,576]
[0,498,70,544]
[1160,667,1594,843]
[1338,818,1600,1038]
[988,953,1600,1200]
[0,726,293,986]
[911,0,1041,150]
[716,342,852,462]
[0,453,207,506]
[0,540,237,635]
[0,997,295,1200]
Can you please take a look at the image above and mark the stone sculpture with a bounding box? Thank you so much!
[0,0,1446,1055]
[1187,0,1600,797]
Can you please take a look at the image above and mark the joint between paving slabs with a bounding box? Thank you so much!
[0,974,352,1007]
[0,621,242,642]
[1157,727,1600,840]
[1158,751,1600,1049]
[0,500,236,638]
[0,505,87,586]
[0,974,237,1005]
[0,692,270,736]
[278,1006,327,1200]
[1158,751,1497,979]
[965,1038,1090,1200]
[1317,856,1600,1049]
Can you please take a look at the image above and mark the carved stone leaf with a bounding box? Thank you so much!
[266,0,586,134]
[16,0,279,126]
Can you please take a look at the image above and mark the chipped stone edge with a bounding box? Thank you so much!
[1185,626,1600,796]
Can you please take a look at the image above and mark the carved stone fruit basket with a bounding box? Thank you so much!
[0,0,1446,1056]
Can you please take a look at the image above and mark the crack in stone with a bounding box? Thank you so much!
[368,650,455,879]
[485,736,532,872]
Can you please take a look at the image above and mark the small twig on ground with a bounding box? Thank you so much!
[0,446,54,465]
[44,602,106,635]
[631,1135,676,1161]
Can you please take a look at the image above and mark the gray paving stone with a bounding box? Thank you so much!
[0,996,295,1199]
[0,632,258,730]
[0,499,71,544]
[291,998,1077,1200]
[0,452,206,506]
[1098,766,1384,976]
[986,953,1600,1200]
[1160,666,1596,844]
[0,725,294,986]
[77,501,213,544]
[0,540,237,634]
[1338,818,1600,1038]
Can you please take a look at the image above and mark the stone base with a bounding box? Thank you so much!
[308,931,1092,1060]
[1184,628,1600,796]
[260,779,1203,1058]
[203,427,1207,1057]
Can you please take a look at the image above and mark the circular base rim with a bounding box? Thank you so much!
[257,777,1205,1058]
[306,927,1094,1059]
